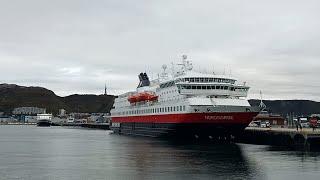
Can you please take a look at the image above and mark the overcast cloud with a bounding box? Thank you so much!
[0,0,319,101]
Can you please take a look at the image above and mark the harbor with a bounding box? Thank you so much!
[1,125,320,180]
[1,0,320,179]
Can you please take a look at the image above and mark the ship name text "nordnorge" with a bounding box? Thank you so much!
[204,116,233,120]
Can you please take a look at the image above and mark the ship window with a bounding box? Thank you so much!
[183,106,186,111]
[192,86,196,89]
[204,78,209,82]
[216,86,221,89]
[174,107,176,111]
[209,78,213,82]
[202,86,207,89]
[197,86,201,89]
[224,86,228,90]
[230,87,235,91]
[190,78,195,82]
[207,86,212,90]
[200,78,204,82]
[185,78,190,82]
[170,107,173,112]
[180,106,183,111]
[195,78,200,82]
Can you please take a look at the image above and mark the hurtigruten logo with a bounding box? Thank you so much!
[204,116,233,120]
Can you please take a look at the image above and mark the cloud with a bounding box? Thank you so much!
[0,0,319,101]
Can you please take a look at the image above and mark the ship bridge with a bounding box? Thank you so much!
[159,71,249,98]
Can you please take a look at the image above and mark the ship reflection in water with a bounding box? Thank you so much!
[114,136,264,180]
[1,126,320,180]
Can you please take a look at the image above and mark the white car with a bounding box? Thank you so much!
[260,121,270,128]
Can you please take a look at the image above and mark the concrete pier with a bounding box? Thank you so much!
[237,127,320,150]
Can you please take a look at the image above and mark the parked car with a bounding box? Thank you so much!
[260,121,270,128]
[299,117,309,128]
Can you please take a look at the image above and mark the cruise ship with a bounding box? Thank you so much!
[110,55,261,139]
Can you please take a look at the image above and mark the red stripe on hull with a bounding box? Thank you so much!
[112,112,259,124]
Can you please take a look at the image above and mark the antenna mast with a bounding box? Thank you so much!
[259,90,266,111]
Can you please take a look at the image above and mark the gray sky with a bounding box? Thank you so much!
[0,0,319,101]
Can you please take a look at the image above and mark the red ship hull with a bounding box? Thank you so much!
[111,112,259,138]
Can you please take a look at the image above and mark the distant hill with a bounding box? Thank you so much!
[1,83,319,117]
[0,84,115,115]
[249,99,320,117]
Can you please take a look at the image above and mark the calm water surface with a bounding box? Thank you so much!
[0,125,319,180]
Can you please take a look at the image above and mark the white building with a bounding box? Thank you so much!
[12,107,46,115]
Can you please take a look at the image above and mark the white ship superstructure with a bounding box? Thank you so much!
[111,56,260,138]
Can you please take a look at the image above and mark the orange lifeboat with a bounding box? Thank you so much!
[128,95,138,103]
[146,94,158,101]
[138,92,149,101]
[128,92,158,103]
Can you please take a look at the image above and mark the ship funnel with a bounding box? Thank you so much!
[137,72,151,88]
